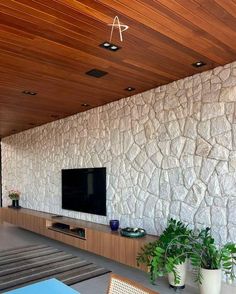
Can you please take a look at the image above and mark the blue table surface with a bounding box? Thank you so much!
[4,278,79,294]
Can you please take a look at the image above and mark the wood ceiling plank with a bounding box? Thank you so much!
[0,0,235,137]
[98,0,234,63]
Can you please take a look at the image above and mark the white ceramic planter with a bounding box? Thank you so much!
[199,268,222,294]
[168,261,187,289]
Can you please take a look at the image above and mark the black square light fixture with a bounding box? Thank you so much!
[81,103,90,107]
[99,41,121,52]
[192,61,206,68]
[125,87,135,91]
[86,69,108,78]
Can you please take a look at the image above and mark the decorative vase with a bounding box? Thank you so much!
[199,268,222,294]
[168,260,187,290]
[109,220,119,231]
[12,199,19,208]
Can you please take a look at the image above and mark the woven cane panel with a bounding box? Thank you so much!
[109,278,149,294]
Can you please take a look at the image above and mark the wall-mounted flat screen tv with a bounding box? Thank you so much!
[62,167,106,216]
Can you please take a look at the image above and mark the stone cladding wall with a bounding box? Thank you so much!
[2,62,236,243]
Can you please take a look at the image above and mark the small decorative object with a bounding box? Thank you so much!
[120,227,146,238]
[108,16,129,42]
[8,189,21,208]
[109,219,119,231]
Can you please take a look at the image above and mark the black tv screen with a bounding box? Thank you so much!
[62,168,106,216]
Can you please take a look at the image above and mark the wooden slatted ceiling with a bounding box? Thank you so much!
[0,0,236,138]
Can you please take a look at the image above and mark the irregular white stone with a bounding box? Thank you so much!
[208,172,221,196]
[180,155,194,168]
[126,143,140,161]
[144,120,155,140]
[228,224,236,243]
[143,195,157,217]
[215,131,232,149]
[211,226,227,245]
[170,201,181,216]
[164,94,180,110]
[192,180,207,203]
[150,151,163,168]
[232,124,236,150]
[183,138,196,155]
[209,144,229,161]
[211,206,227,225]
[180,203,197,222]
[211,116,231,137]
[219,174,236,195]
[153,99,164,113]
[225,102,235,115]
[165,110,177,122]
[171,136,186,158]
[223,76,236,87]
[219,86,236,102]
[158,141,171,156]
[202,90,220,103]
[172,185,188,201]
[145,141,159,157]
[168,168,183,186]
[135,130,147,146]
[205,195,213,206]
[147,168,160,195]
[162,156,179,169]
[198,120,211,140]
[215,161,229,176]
[229,151,236,171]
[158,124,170,141]
[229,200,236,225]
[219,68,230,81]
[196,138,212,157]
[184,117,198,139]
[159,170,171,200]
[123,131,134,153]
[200,158,218,184]
[166,120,181,139]
[195,207,211,225]
[142,159,156,175]
[183,168,197,189]
[201,103,225,121]
[213,197,227,207]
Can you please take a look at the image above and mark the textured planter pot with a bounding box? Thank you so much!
[168,260,187,289]
[199,268,222,294]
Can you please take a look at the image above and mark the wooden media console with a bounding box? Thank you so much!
[0,207,157,270]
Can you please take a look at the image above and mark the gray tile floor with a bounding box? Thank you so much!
[0,223,198,294]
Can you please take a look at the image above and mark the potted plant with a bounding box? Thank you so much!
[190,227,236,294]
[137,219,192,289]
[8,189,21,208]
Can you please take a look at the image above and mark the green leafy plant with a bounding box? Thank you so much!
[190,227,236,284]
[8,189,20,200]
[137,219,192,284]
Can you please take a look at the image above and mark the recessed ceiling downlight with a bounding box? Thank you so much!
[99,41,121,52]
[22,90,37,95]
[192,61,206,68]
[125,87,135,91]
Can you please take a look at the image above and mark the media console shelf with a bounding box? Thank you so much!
[47,220,86,240]
[0,207,157,270]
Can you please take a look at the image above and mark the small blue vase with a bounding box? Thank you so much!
[109,220,119,231]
